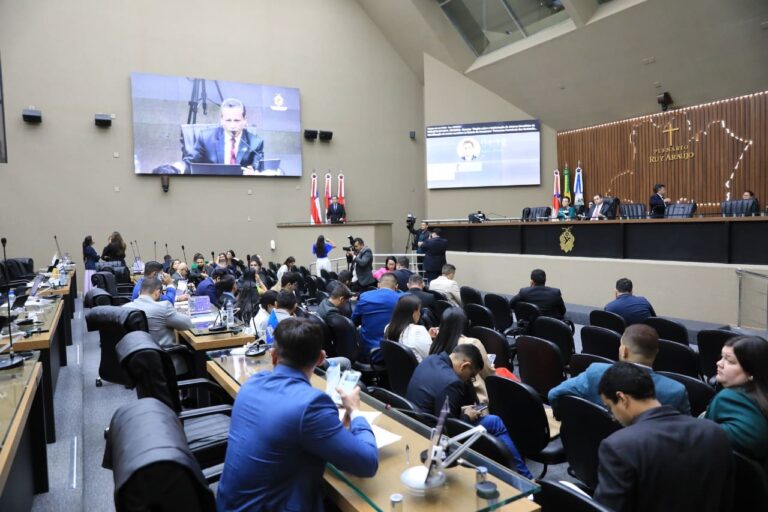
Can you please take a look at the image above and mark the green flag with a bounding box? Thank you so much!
[563,164,571,201]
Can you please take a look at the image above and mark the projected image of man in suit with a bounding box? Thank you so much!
[184,98,264,174]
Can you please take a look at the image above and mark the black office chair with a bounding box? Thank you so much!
[515,336,566,403]
[568,353,613,378]
[0,262,29,292]
[619,203,645,220]
[84,288,114,308]
[366,386,418,412]
[311,275,327,292]
[326,315,385,385]
[85,306,149,387]
[588,310,625,334]
[653,339,700,378]
[486,375,566,479]
[470,326,514,371]
[6,257,36,281]
[484,293,515,334]
[304,313,335,357]
[91,271,132,304]
[643,317,689,345]
[580,326,621,361]
[465,303,495,330]
[103,398,218,512]
[534,479,612,512]
[656,371,715,416]
[665,202,697,218]
[721,198,759,217]
[534,317,575,367]
[459,286,484,307]
[379,340,419,397]
[697,329,738,383]
[116,331,233,468]
[430,300,454,325]
[426,289,448,302]
[514,302,541,336]
[268,261,278,272]
[558,395,621,491]
[733,451,768,511]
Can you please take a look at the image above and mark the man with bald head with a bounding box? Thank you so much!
[548,324,690,416]
[352,272,401,363]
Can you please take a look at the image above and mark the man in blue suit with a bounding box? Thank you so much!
[184,98,264,174]
[605,277,656,326]
[217,317,378,511]
[131,260,176,304]
[548,324,690,416]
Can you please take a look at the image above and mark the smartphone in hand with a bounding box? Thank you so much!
[333,370,361,405]
[472,404,488,413]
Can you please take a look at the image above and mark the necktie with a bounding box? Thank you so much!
[229,135,237,165]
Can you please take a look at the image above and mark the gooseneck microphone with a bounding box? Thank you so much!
[181,245,187,263]
[1,236,25,370]
[154,241,157,262]
[134,240,143,261]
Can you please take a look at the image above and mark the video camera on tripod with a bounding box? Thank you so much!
[341,235,356,252]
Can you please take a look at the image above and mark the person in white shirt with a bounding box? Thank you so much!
[252,291,278,338]
[384,295,437,362]
[428,264,462,306]
[276,256,296,282]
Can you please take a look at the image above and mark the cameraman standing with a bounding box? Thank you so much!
[408,218,430,275]
[346,237,375,291]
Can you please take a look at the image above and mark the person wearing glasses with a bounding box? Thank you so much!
[406,343,532,479]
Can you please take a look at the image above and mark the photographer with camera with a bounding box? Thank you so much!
[345,237,375,291]
[407,215,430,275]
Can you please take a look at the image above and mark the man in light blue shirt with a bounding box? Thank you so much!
[131,260,176,304]
[549,324,690,416]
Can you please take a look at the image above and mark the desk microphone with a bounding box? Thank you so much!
[153,241,157,262]
[53,234,63,261]
[1,236,25,370]
[181,245,188,263]
[134,240,143,261]
[211,251,215,264]
[164,243,169,258]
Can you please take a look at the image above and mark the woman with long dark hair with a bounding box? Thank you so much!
[82,235,100,294]
[101,231,127,265]
[429,307,496,405]
[705,336,768,466]
[277,256,296,282]
[384,295,436,362]
[312,235,336,276]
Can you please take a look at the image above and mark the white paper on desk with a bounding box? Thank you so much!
[191,313,218,325]
[338,409,381,425]
[371,425,402,449]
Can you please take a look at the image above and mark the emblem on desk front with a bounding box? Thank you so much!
[560,227,575,253]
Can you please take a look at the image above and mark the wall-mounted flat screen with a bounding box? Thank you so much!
[426,120,540,189]
[131,72,301,177]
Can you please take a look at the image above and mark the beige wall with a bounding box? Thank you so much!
[0,0,423,279]
[448,251,768,326]
[423,53,557,220]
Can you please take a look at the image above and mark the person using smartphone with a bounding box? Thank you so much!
[130,260,177,304]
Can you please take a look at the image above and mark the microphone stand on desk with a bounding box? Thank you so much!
[1,237,25,370]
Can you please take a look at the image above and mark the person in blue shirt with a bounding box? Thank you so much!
[604,277,656,326]
[548,324,690,416]
[194,267,227,307]
[215,274,237,308]
[131,261,176,304]
[312,235,336,276]
[351,273,400,362]
[217,317,378,512]
[266,291,297,346]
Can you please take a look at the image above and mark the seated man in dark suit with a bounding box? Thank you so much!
[406,344,532,479]
[594,362,733,512]
[586,194,612,220]
[509,268,566,320]
[183,98,264,175]
[604,277,656,326]
[317,284,352,322]
[406,274,435,310]
[217,318,378,511]
[393,256,413,292]
[548,324,689,416]
[194,267,227,307]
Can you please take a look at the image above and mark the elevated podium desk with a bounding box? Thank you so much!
[208,353,540,512]
[0,357,48,511]
[433,217,768,265]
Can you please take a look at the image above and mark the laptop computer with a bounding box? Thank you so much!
[258,159,281,171]
[189,163,243,176]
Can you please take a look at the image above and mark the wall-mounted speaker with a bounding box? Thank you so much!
[319,130,333,142]
[304,129,318,141]
[22,109,42,124]
[95,114,112,128]
[409,131,416,140]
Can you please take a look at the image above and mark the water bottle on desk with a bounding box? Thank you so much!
[8,290,16,310]
[226,300,234,329]
[59,265,67,286]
